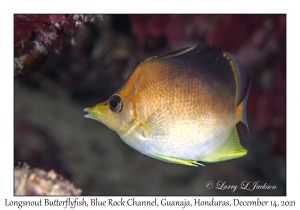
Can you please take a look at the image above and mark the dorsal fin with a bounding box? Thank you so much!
[223,52,249,105]
[149,44,249,106]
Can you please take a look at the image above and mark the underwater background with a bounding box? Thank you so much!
[14,14,286,195]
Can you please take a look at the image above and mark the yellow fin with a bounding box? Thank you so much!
[202,126,247,162]
[148,152,204,167]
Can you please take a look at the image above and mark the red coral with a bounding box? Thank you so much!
[14,14,102,78]
[14,15,55,43]
[129,14,210,45]
[206,15,268,52]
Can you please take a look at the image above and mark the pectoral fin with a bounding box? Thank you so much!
[148,152,204,167]
[202,126,247,162]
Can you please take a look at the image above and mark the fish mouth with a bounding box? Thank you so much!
[83,107,96,120]
[83,102,108,123]
[83,106,106,123]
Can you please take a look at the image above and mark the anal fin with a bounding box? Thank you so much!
[148,152,204,167]
[202,126,247,162]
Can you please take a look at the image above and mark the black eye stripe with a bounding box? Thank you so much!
[109,95,123,113]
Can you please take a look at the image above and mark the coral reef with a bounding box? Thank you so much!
[14,164,81,195]
[14,120,71,179]
[14,14,103,78]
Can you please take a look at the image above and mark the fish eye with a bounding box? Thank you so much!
[109,95,123,113]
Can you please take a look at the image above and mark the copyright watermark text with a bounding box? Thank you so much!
[206,181,276,193]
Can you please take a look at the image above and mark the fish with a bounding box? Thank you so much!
[83,44,250,167]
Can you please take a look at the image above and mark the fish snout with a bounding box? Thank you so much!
[83,107,95,119]
[83,102,108,123]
